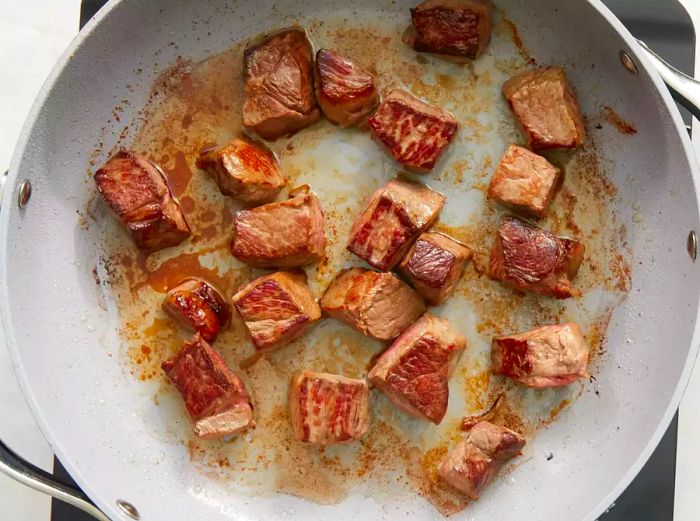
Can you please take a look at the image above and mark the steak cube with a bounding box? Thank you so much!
[161,334,254,439]
[243,29,320,140]
[347,177,445,271]
[398,231,472,304]
[368,90,459,172]
[492,322,589,388]
[488,144,561,218]
[196,138,287,204]
[489,216,584,299]
[408,0,493,60]
[438,420,525,499]
[94,150,191,251]
[315,49,379,127]
[162,277,231,343]
[230,185,325,268]
[232,271,321,353]
[321,268,425,341]
[289,371,370,445]
[368,313,466,424]
[502,66,586,151]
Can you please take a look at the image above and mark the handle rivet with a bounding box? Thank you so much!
[116,499,140,520]
[688,231,697,261]
[619,50,638,75]
[17,180,32,209]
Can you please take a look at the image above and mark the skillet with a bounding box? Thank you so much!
[2,1,700,519]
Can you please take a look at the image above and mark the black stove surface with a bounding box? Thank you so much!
[51,1,694,519]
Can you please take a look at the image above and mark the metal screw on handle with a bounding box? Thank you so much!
[0,439,110,520]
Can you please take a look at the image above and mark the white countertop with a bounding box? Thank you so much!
[1,1,699,520]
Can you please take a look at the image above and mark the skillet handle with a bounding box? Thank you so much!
[0,439,110,521]
[637,39,700,121]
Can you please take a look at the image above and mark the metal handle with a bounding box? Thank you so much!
[637,39,700,121]
[0,439,110,520]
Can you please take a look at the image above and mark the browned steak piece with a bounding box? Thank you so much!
[162,277,231,343]
[230,185,325,268]
[243,29,320,140]
[196,138,287,204]
[368,90,459,173]
[492,322,589,388]
[438,420,525,499]
[489,216,584,299]
[368,313,465,424]
[488,144,561,218]
[315,48,379,127]
[409,0,493,60]
[321,268,425,341]
[347,177,445,271]
[502,66,586,151]
[399,231,471,304]
[232,271,321,353]
[289,371,370,445]
[161,334,254,439]
[94,150,191,251]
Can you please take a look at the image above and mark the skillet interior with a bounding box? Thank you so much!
[1,1,699,520]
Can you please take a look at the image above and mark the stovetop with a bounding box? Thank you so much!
[49,1,696,519]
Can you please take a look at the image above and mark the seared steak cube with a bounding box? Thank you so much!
[94,150,191,251]
[492,322,589,388]
[196,138,287,204]
[161,334,254,439]
[503,66,586,151]
[315,49,379,127]
[162,277,231,342]
[243,29,320,140]
[321,268,425,341]
[399,231,471,304]
[347,177,445,271]
[368,90,459,172]
[368,313,465,424]
[289,371,370,444]
[230,185,325,268]
[409,0,493,60]
[438,420,525,499]
[489,216,584,299]
[488,144,561,218]
[232,271,321,353]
